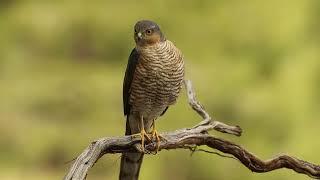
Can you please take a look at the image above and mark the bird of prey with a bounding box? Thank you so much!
[120,20,185,180]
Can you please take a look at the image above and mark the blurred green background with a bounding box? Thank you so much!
[1,0,319,179]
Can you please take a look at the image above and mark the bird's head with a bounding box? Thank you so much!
[133,20,165,47]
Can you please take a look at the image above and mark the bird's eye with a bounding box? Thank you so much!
[146,29,152,35]
[134,29,137,33]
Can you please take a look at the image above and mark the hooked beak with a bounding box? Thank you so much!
[137,32,142,39]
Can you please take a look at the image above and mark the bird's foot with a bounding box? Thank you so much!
[131,129,151,153]
[150,129,165,153]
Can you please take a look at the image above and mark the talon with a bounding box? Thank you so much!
[150,120,166,153]
[131,129,151,152]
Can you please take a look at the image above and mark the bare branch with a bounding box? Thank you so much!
[184,80,242,136]
[64,127,320,179]
[64,80,320,180]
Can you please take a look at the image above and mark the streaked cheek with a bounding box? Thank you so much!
[146,34,160,44]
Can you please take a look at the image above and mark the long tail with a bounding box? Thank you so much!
[119,115,144,180]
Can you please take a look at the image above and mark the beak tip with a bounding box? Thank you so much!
[137,32,142,39]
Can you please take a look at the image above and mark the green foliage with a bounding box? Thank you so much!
[1,1,319,179]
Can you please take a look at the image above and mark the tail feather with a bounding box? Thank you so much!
[119,115,144,180]
[119,152,144,180]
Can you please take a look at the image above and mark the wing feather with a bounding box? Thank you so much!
[123,48,139,116]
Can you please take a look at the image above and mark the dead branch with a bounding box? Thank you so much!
[64,80,320,180]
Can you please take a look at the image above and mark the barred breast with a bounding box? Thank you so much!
[129,40,185,120]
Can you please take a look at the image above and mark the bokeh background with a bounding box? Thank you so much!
[1,0,320,179]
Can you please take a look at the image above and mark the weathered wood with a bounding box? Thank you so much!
[64,80,320,180]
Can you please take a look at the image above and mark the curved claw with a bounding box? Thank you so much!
[131,129,151,152]
[150,129,166,153]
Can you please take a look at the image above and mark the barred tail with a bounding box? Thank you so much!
[119,115,144,180]
[119,152,144,180]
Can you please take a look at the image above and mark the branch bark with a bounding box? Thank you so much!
[64,80,320,180]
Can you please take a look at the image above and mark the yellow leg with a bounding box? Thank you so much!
[131,115,150,152]
[150,120,165,153]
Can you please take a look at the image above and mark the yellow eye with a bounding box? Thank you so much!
[146,29,152,35]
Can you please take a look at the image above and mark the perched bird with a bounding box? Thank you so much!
[120,20,185,180]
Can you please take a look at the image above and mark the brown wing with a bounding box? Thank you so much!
[160,107,169,116]
[123,48,139,116]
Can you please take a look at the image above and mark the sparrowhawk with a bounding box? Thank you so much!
[120,20,185,180]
